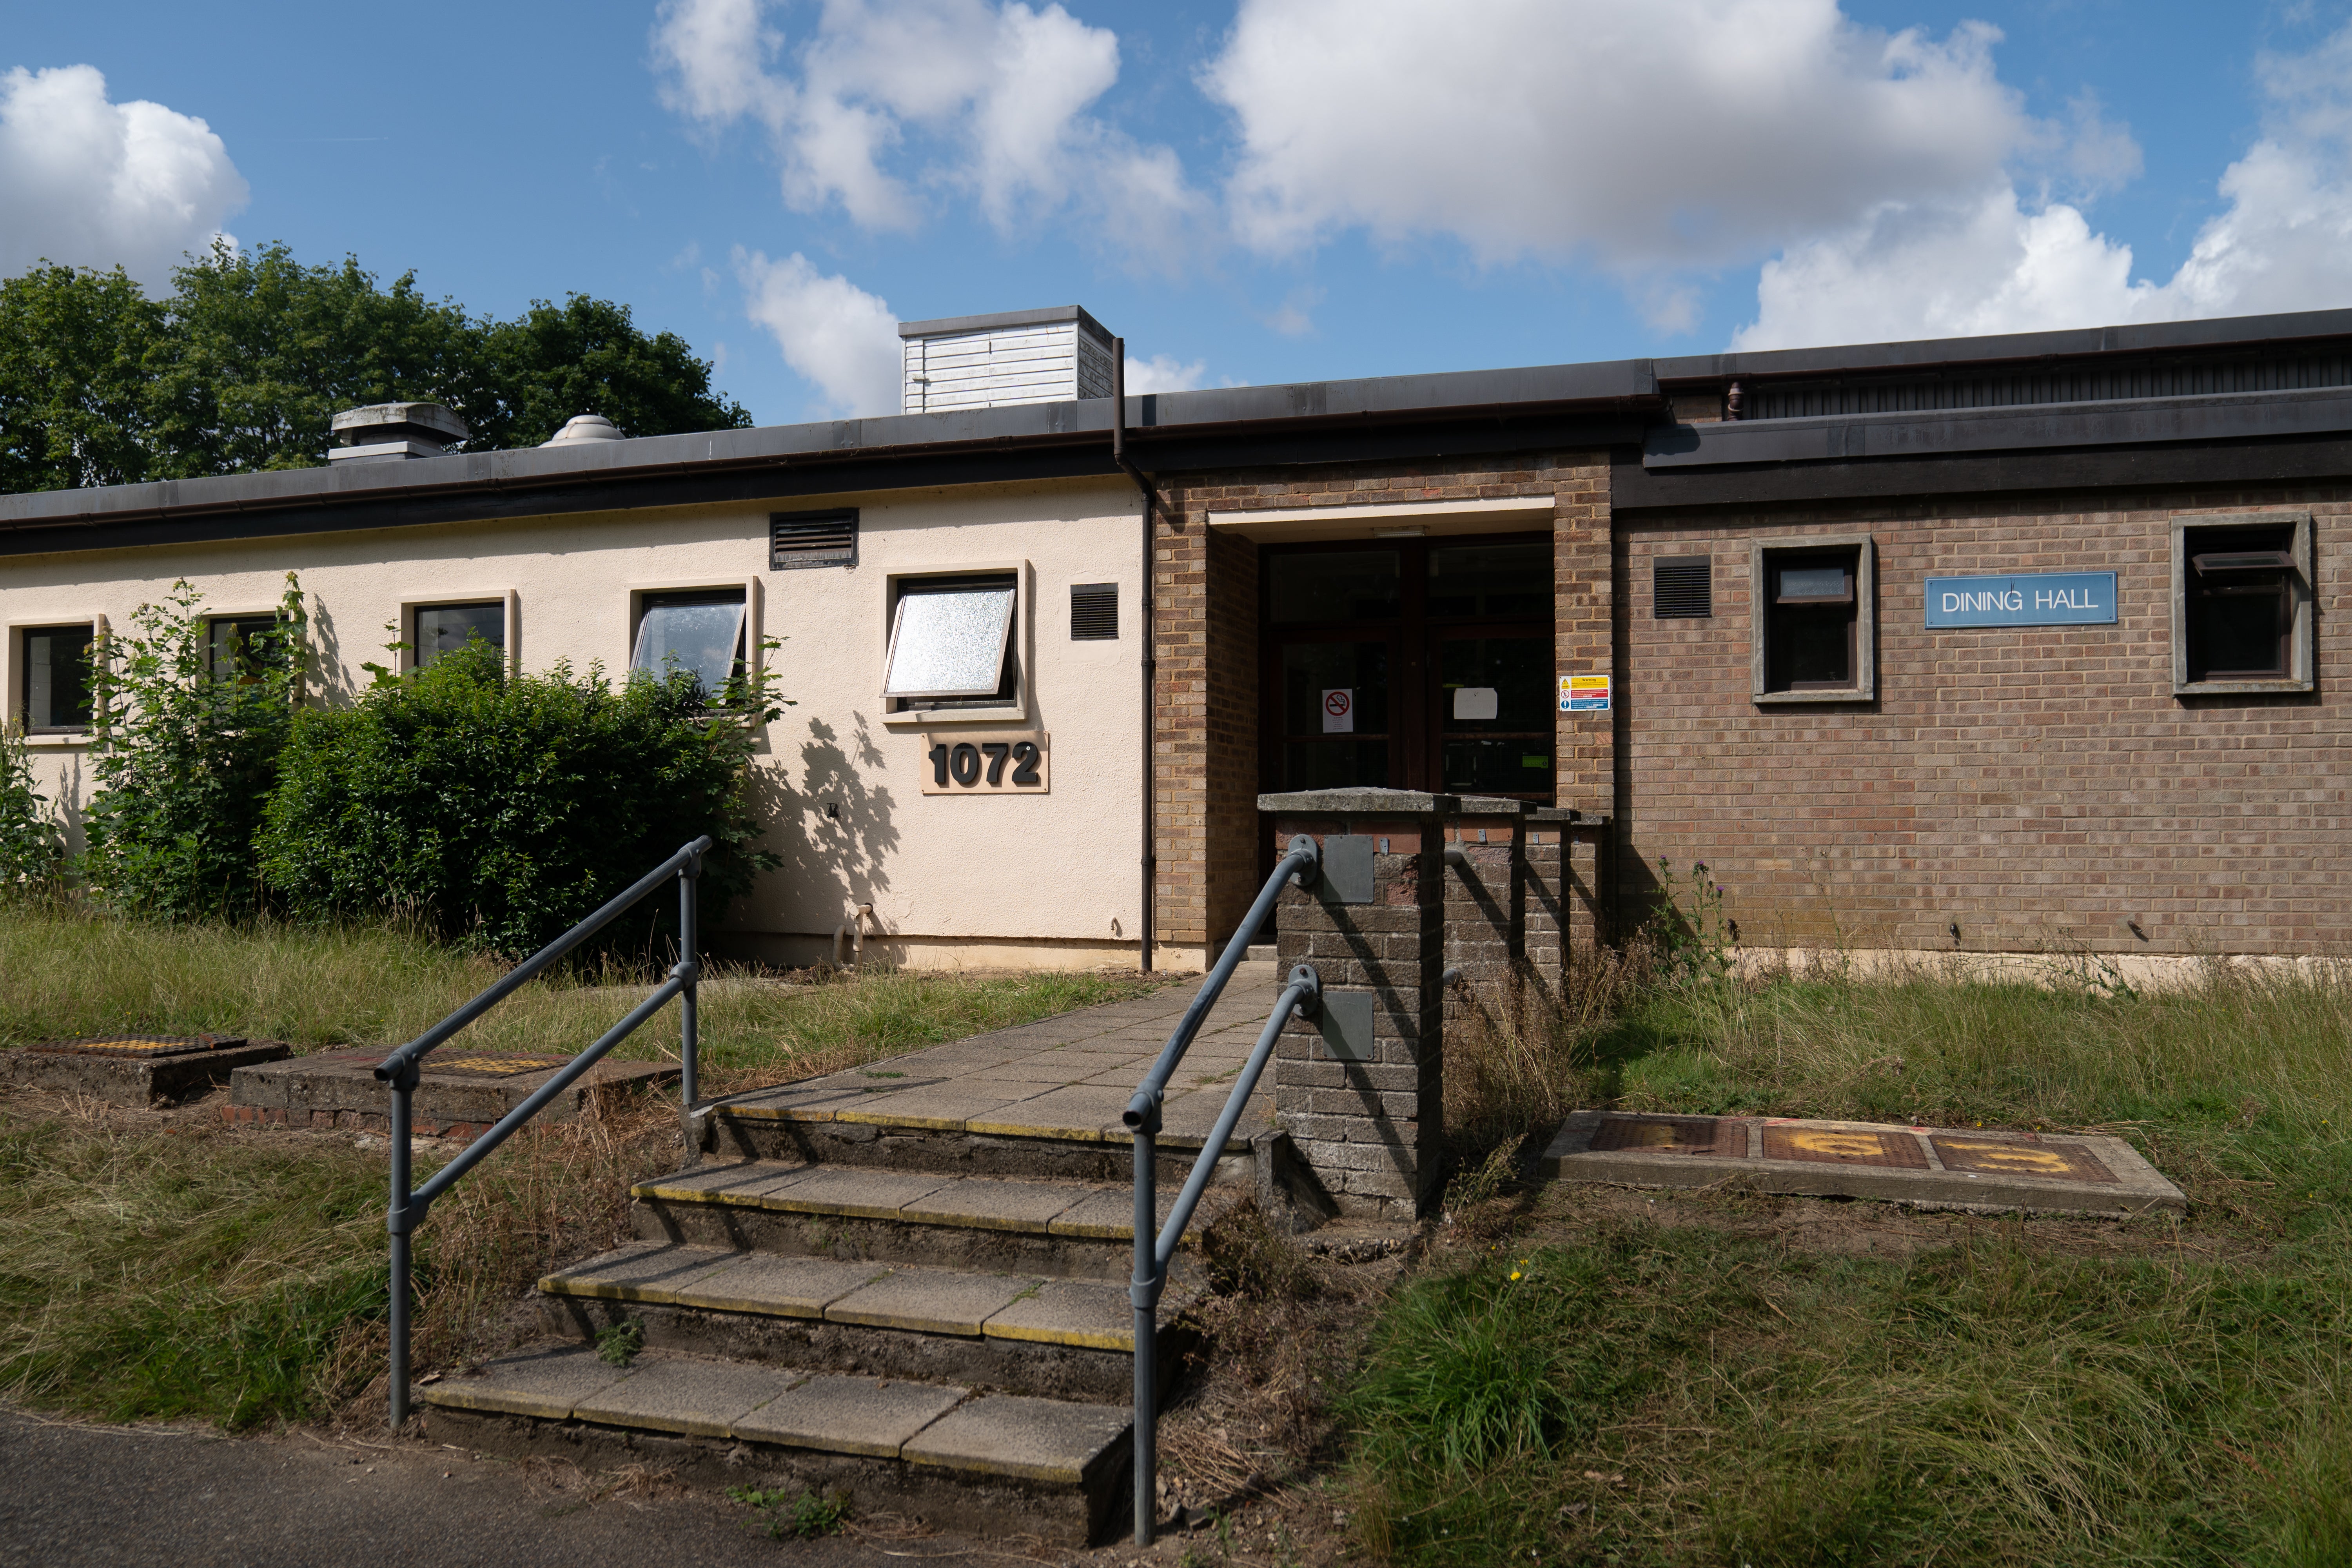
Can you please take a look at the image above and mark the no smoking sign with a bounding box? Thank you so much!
[1321,688,1354,733]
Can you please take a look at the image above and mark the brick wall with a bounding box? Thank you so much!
[1154,452,1610,954]
[1619,486,2352,956]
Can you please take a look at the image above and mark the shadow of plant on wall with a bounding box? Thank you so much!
[757,711,900,963]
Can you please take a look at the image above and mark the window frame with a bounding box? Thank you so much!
[624,577,763,702]
[201,606,303,695]
[398,590,521,676]
[878,559,1032,728]
[2170,512,2314,696]
[1749,534,1876,704]
[8,617,104,740]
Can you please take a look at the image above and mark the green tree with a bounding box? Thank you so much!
[474,294,751,450]
[83,576,308,917]
[259,641,783,957]
[0,263,165,492]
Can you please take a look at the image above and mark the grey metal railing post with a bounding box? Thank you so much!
[678,851,701,1162]
[1129,1103,1160,1544]
[386,1059,417,1429]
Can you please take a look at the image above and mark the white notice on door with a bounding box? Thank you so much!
[1452,686,1498,720]
[1321,688,1354,733]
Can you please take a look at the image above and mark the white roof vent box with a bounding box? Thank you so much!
[899,305,1114,415]
[542,414,626,446]
[327,401,468,464]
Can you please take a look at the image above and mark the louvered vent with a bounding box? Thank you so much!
[1654,556,1711,619]
[1071,582,1119,640]
[769,510,858,570]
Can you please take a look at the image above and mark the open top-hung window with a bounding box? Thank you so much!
[2174,513,2313,693]
[1752,535,1876,702]
[20,624,94,733]
[883,572,1019,711]
[632,588,747,697]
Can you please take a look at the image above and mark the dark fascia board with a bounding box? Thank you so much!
[1615,430,2352,512]
[898,304,1117,347]
[1643,386,2352,469]
[1653,307,2352,385]
[0,358,1658,544]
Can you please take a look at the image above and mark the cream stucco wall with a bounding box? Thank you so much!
[0,475,1154,970]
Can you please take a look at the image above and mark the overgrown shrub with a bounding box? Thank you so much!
[0,721,65,891]
[82,576,306,917]
[258,640,782,956]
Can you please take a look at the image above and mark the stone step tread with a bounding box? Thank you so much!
[632,1161,1229,1241]
[709,1075,1268,1148]
[543,1240,1184,1349]
[419,1345,1128,1484]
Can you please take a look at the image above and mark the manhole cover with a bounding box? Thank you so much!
[1761,1125,1929,1169]
[1930,1136,2118,1184]
[18,1033,245,1058]
[1591,1115,1748,1157]
[427,1055,570,1079]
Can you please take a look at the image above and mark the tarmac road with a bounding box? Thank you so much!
[0,1406,1043,1568]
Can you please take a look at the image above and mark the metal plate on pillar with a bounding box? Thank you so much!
[1319,835,1376,904]
[1319,991,1375,1061]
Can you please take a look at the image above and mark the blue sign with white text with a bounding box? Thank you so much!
[1924,572,2116,628]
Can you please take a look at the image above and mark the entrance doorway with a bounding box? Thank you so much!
[1259,535,1555,804]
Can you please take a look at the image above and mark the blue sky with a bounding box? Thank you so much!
[8,1,2352,427]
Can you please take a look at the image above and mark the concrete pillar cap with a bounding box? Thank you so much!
[1258,789,1461,815]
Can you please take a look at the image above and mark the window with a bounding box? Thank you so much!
[1653,555,1712,619]
[1751,535,1875,703]
[884,571,1020,712]
[19,624,94,733]
[632,588,748,697]
[412,601,505,669]
[2172,512,2314,694]
[206,614,291,684]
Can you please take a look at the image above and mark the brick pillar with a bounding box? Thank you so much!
[1261,788,1451,1221]
[1442,797,1527,1025]
[1526,808,1611,1000]
[1553,462,1614,818]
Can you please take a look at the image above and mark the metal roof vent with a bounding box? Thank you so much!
[327,402,468,464]
[542,414,625,446]
[898,306,1114,414]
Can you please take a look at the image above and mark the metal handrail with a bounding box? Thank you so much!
[1122,835,1322,1546]
[376,835,711,1428]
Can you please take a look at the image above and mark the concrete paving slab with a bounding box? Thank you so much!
[539,1241,744,1304]
[420,1344,632,1420]
[895,1178,1091,1233]
[730,1374,968,1457]
[833,1086,1029,1131]
[1541,1110,2184,1216]
[745,1167,959,1219]
[572,1355,802,1439]
[4,1036,289,1107]
[902,1395,1130,1486]
[825,1270,1037,1336]
[229,1048,675,1129]
[1157,1088,1271,1145]
[967,1085,1134,1141]
[982,1280,1135,1351]
[666,1253,890,1318]
[633,1160,817,1208]
[1048,1185,1201,1241]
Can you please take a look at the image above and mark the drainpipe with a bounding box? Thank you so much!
[1112,340,1162,974]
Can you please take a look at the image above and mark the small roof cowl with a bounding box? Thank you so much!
[542,414,625,446]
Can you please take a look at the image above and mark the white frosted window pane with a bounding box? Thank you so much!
[633,601,745,693]
[884,585,1015,698]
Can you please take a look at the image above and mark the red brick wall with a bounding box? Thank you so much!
[1619,487,2352,956]
[1154,453,1611,953]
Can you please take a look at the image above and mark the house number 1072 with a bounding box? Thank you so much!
[919,732,1050,795]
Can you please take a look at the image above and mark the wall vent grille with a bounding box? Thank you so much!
[1071,582,1119,640]
[770,510,857,570]
[1654,556,1712,619]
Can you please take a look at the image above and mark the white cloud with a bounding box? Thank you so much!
[0,64,247,289]
[1123,353,1206,394]
[1735,19,2352,349]
[1201,0,2034,271]
[736,249,902,417]
[653,0,1206,259]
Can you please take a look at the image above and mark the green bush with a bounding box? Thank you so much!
[82,577,306,917]
[0,722,65,891]
[257,640,781,956]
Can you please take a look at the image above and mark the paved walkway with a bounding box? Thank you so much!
[718,961,1290,1147]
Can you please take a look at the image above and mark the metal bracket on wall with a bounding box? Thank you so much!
[1319,835,1376,904]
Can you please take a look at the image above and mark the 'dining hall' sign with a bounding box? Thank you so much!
[1924,572,2117,628]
